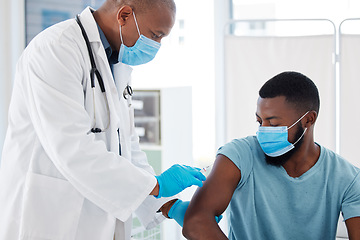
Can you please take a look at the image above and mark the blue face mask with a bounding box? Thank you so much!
[118,11,161,66]
[256,111,309,157]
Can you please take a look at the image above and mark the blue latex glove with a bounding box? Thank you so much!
[155,164,206,198]
[168,200,223,227]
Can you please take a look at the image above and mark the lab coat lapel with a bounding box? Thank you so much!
[78,7,99,42]
[112,62,133,99]
[79,7,123,155]
[112,62,133,159]
[94,49,127,155]
[91,42,134,159]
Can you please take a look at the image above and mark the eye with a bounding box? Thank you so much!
[256,119,262,126]
[269,122,280,127]
[151,32,161,39]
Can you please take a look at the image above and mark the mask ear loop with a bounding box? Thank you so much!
[119,25,124,44]
[289,111,310,146]
[288,111,310,130]
[132,11,141,37]
[119,11,140,46]
[293,128,307,145]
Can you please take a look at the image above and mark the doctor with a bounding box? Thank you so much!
[0,0,204,239]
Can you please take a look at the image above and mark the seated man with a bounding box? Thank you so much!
[183,71,360,240]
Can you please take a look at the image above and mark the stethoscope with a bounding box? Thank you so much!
[75,14,133,133]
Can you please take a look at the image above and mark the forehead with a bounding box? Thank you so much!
[138,6,175,35]
[256,96,297,118]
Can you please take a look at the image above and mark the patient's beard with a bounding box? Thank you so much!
[265,124,305,167]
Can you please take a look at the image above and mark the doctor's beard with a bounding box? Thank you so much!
[265,124,305,167]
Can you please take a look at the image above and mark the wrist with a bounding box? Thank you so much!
[150,178,160,197]
[160,199,178,218]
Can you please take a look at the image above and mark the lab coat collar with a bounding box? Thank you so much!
[78,7,101,43]
[78,7,121,94]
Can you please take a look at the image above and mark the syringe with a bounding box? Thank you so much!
[200,164,214,175]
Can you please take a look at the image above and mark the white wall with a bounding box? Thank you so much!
[132,0,218,166]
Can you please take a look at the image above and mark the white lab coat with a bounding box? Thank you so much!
[0,7,173,240]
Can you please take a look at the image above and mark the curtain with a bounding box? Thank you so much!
[339,34,360,167]
[224,34,336,151]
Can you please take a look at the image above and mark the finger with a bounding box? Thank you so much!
[191,170,206,181]
[189,178,203,188]
[171,164,182,170]
[180,165,206,181]
[185,178,203,188]
[182,165,201,172]
[181,165,207,182]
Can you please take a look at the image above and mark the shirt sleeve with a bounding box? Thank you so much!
[341,172,360,220]
[216,137,255,188]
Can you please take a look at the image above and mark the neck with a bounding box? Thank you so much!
[282,134,320,178]
[93,6,121,51]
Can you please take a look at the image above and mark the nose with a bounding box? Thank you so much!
[155,35,165,44]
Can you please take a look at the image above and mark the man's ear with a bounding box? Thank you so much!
[304,110,317,128]
[117,5,133,26]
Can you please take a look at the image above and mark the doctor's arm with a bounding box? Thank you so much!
[130,126,205,199]
[182,154,241,240]
[346,217,360,239]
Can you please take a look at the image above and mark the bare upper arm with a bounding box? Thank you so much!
[186,154,241,218]
[182,154,241,239]
[346,217,360,240]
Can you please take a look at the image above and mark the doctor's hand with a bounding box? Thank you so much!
[167,200,223,227]
[155,164,206,198]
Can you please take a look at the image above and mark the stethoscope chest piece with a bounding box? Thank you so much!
[123,85,133,100]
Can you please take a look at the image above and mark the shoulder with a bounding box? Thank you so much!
[217,136,259,157]
[18,19,91,89]
[320,145,359,175]
[25,19,85,61]
[23,19,87,69]
[319,145,360,191]
[217,136,259,176]
[320,147,360,220]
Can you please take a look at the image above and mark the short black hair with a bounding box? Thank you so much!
[115,0,176,14]
[259,71,320,114]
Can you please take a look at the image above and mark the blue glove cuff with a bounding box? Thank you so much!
[168,199,182,219]
[168,200,190,227]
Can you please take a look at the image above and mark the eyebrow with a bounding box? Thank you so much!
[255,113,281,121]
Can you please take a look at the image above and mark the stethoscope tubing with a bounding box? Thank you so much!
[75,14,134,133]
[75,14,110,133]
[75,14,106,92]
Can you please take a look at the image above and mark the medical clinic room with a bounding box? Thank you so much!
[1,0,360,239]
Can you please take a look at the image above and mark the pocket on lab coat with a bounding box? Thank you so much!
[20,172,84,240]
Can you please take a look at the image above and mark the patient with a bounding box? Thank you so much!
[183,71,360,240]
